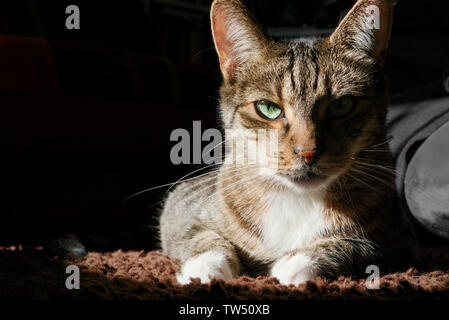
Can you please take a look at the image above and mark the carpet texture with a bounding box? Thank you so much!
[1,247,449,299]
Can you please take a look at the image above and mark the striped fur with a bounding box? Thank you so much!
[160,0,413,285]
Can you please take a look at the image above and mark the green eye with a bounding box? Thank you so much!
[256,100,282,120]
[327,95,355,119]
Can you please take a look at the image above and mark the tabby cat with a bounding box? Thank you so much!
[160,0,413,285]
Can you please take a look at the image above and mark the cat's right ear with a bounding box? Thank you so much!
[210,0,269,80]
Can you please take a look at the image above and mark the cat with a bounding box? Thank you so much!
[160,0,414,285]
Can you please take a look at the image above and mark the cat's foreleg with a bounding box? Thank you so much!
[176,230,241,284]
[270,238,376,286]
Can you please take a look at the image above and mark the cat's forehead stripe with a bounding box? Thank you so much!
[282,40,323,112]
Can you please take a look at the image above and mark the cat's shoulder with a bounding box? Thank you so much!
[163,170,219,213]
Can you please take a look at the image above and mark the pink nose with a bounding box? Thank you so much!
[297,150,317,164]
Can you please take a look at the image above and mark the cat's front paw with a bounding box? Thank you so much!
[176,250,234,284]
[270,253,316,286]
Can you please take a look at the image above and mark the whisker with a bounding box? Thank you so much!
[176,162,259,201]
[353,161,448,207]
[352,156,395,166]
[123,163,223,201]
[345,171,383,194]
[352,161,399,176]
[124,148,258,201]
[369,138,393,148]
[148,162,260,208]
[359,149,391,153]
[349,167,393,188]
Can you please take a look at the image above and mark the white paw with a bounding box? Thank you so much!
[176,251,234,285]
[270,253,316,286]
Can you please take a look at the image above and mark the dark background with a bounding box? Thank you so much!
[0,0,448,250]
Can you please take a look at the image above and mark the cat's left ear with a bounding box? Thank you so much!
[330,0,394,65]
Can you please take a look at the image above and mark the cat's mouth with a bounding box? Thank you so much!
[285,171,328,188]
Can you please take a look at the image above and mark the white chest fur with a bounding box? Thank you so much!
[261,189,327,258]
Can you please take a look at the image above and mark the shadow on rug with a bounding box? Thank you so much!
[1,247,449,299]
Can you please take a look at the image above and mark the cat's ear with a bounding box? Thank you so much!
[330,0,394,65]
[210,0,269,80]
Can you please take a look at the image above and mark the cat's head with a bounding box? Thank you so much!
[211,0,394,192]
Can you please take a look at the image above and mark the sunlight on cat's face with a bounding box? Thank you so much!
[222,40,387,192]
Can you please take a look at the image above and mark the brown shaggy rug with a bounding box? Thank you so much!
[1,246,449,299]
